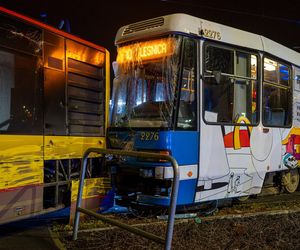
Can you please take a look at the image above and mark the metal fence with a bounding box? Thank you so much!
[72,148,180,250]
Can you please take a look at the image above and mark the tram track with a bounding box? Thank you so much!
[57,206,300,249]
[53,190,300,250]
[53,190,300,232]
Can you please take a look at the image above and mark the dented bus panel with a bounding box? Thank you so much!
[0,7,110,224]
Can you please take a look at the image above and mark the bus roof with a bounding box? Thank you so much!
[115,13,300,66]
[0,6,106,52]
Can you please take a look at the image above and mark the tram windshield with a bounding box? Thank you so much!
[111,36,182,128]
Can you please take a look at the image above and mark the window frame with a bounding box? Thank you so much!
[262,54,292,128]
[0,13,43,135]
[0,45,43,135]
[202,41,261,127]
[175,36,198,131]
[111,34,184,130]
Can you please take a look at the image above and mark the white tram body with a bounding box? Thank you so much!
[110,14,300,206]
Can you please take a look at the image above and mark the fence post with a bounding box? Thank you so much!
[72,148,180,250]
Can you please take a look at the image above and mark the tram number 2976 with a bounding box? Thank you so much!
[140,131,159,141]
[202,29,221,40]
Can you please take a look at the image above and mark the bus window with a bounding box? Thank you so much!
[0,49,42,134]
[177,38,197,130]
[0,50,13,131]
[263,57,291,127]
[203,44,258,125]
[0,14,42,55]
[44,32,66,135]
[0,14,42,134]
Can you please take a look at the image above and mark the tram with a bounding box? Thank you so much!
[108,13,300,208]
[0,7,110,224]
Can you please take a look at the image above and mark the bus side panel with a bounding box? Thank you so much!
[44,136,105,160]
[0,185,43,224]
[0,135,43,223]
[69,177,111,224]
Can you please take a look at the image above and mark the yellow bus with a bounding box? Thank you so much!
[0,7,110,224]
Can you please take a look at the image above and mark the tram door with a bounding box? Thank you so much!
[251,57,292,176]
[197,45,264,202]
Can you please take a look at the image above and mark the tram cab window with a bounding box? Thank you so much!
[203,44,258,125]
[263,57,291,127]
[177,38,197,130]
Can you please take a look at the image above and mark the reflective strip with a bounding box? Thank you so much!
[155,164,198,180]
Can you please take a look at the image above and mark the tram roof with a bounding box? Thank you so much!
[115,13,300,66]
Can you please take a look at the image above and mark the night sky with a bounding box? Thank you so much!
[1,0,300,63]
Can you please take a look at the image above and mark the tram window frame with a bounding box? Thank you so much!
[262,55,292,128]
[202,42,260,126]
[175,37,197,130]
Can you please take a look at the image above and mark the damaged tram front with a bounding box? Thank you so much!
[109,14,300,209]
[109,34,198,207]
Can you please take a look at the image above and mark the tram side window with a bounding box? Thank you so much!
[0,49,42,134]
[263,57,292,127]
[177,38,197,130]
[203,44,258,125]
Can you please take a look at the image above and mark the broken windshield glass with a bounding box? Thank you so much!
[111,36,182,128]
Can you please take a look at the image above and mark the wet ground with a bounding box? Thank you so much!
[0,208,69,250]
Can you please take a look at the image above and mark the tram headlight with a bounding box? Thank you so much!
[139,168,154,178]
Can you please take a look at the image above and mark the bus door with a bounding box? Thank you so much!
[0,14,44,223]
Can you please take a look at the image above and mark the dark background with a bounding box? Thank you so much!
[1,0,300,64]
